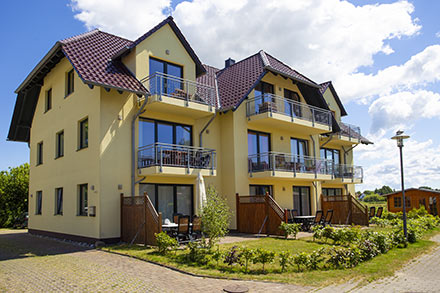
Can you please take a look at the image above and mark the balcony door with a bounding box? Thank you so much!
[293,186,311,216]
[248,130,271,171]
[140,184,193,223]
[253,81,274,114]
[139,119,192,147]
[291,138,308,171]
[284,89,301,117]
[320,148,340,175]
[149,57,183,95]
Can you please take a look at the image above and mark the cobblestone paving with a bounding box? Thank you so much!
[0,230,309,292]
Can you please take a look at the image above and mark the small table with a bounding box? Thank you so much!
[294,215,315,231]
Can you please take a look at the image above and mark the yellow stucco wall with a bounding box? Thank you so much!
[322,86,341,122]
[29,57,101,239]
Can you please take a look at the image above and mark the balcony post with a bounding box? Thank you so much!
[290,102,294,122]
[211,150,214,175]
[328,111,331,130]
[312,108,315,127]
[185,80,189,107]
[269,95,273,117]
[314,158,317,179]
[159,145,163,172]
[293,156,297,178]
[158,74,163,101]
[271,153,275,176]
[249,156,253,177]
[187,148,190,174]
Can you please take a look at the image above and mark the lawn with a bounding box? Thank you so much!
[102,228,439,287]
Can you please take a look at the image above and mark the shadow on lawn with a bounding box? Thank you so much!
[0,230,91,261]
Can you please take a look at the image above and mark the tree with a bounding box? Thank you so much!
[0,164,29,228]
[374,185,393,195]
[201,186,231,248]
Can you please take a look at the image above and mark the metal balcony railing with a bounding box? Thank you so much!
[138,143,216,174]
[246,94,332,129]
[339,122,361,141]
[140,72,217,109]
[248,152,334,177]
[334,164,363,180]
[248,152,363,180]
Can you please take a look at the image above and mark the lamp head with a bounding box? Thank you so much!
[391,130,410,147]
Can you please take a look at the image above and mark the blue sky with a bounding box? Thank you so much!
[2,0,440,190]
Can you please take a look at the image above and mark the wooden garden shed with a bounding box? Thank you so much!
[386,188,440,216]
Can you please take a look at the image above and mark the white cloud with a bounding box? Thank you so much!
[368,90,440,133]
[436,31,440,38]
[69,0,420,84]
[356,136,440,191]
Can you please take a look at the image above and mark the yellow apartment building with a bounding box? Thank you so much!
[8,17,371,243]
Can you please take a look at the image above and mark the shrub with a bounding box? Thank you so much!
[326,246,361,269]
[366,231,392,253]
[224,246,242,266]
[279,222,301,239]
[253,248,275,273]
[312,225,324,242]
[408,206,428,219]
[211,246,223,266]
[357,239,380,261]
[201,186,232,248]
[306,249,324,270]
[155,232,178,255]
[321,226,334,243]
[239,247,255,273]
[278,251,291,272]
[362,194,386,202]
[391,229,408,248]
[292,252,308,272]
[187,241,211,264]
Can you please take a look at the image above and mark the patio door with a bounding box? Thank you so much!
[293,186,311,216]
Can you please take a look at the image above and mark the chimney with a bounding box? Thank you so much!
[225,58,235,68]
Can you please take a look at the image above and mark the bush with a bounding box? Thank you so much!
[187,241,211,264]
[155,232,178,254]
[211,246,223,266]
[239,247,255,273]
[312,225,324,242]
[357,239,380,261]
[362,194,386,202]
[321,226,334,243]
[278,251,291,272]
[292,252,308,271]
[224,246,242,266]
[306,249,324,270]
[279,222,301,239]
[201,186,232,248]
[253,248,275,273]
[326,246,361,269]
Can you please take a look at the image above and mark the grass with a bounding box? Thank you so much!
[102,228,439,288]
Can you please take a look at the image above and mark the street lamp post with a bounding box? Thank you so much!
[391,130,410,239]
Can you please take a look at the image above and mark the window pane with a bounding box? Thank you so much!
[176,125,191,146]
[248,132,258,155]
[167,63,183,78]
[157,123,173,144]
[140,184,156,208]
[334,150,340,164]
[79,184,88,216]
[301,187,311,216]
[158,186,174,223]
[56,188,63,215]
[176,186,192,216]
[149,58,164,75]
[259,134,270,153]
[139,120,155,147]
[80,119,88,148]
[293,187,300,213]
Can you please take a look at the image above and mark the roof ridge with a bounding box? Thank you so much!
[96,30,133,43]
[60,29,100,44]
[259,50,270,67]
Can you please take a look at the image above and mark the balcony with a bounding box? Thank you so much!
[246,94,332,134]
[140,72,217,118]
[248,152,334,180]
[335,122,362,144]
[333,164,363,183]
[138,143,216,177]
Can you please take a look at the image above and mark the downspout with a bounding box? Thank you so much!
[132,94,149,197]
[199,73,220,147]
[310,135,320,210]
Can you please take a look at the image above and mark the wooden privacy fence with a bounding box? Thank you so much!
[236,192,287,235]
[321,194,369,226]
[120,193,162,246]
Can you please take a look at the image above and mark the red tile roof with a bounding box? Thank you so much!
[60,30,146,95]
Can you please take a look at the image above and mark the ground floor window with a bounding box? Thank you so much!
[322,188,342,196]
[55,187,63,215]
[249,185,273,196]
[293,186,311,216]
[140,184,193,223]
[36,191,42,215]
[78,184,88,216]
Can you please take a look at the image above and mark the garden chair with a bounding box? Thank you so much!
[313,210,323,226]
[286,209,297,223]
[323,209,333,226]
[176,215,191,244]
[173,213,183,224]
[369,206,376,220]
[376,207,383,219]
[191,216,202,240]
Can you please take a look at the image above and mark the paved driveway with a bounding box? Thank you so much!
[0,230,308,292]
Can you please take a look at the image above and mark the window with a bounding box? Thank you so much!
[322,188,342,196]
[321,147,340,174]
[45,89,52,112]
[78,184,88,216]
[320,148,340,164]
[293,186,311,216]
[56,131,64,158]
[284,89,301,117]
[248,130,271,171]
[140,184,193,223]
[36,142,43,165]
[55,188,63,215]
[139,118,192,147]
[79,118,88,149]
[66,69,74,96]
[291,138,309,157]
[249,185,273,196]
[36,191,42,215]
[394,196,402,208]
[149,57,183,95]
[253,81,274,114]
[406,196,411,208]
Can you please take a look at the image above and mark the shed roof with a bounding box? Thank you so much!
[385,188,440,197]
